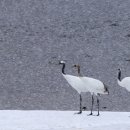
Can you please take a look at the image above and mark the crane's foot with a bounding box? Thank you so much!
[96,113,100,116]
[74,111,82,114]
[87,112,93,116]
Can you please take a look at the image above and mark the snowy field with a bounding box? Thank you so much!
[0,111,130,130]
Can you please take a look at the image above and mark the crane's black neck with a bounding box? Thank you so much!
[77,66,82,77]
[118,70,121,81]
[62,63,66,74]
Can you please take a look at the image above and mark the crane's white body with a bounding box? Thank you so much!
[80,77,108,95]
[118,77,130,91]
[63,74,108,95]
[62,74,88,94]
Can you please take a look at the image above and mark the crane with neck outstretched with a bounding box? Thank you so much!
[59,61,87,114]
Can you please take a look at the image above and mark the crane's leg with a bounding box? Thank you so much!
[88,94,94,116]
[75,94,82,114]
[96,97,100,116]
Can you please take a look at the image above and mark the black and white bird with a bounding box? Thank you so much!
[73,64,109,116]
[59,61,87,114]
[117,68,130,91]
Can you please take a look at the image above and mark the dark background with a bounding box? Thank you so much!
[0,0,130,111]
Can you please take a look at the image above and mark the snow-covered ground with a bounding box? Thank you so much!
[0,110,130,130]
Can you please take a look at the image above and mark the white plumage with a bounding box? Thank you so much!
[81,77,109,95]
[117,68,130,91]
[62,74,87,93]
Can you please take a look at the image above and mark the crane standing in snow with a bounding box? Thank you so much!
[59,61,88,114]
[73,64,109,116]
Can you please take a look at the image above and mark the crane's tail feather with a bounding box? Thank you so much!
[103,84,109,95]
